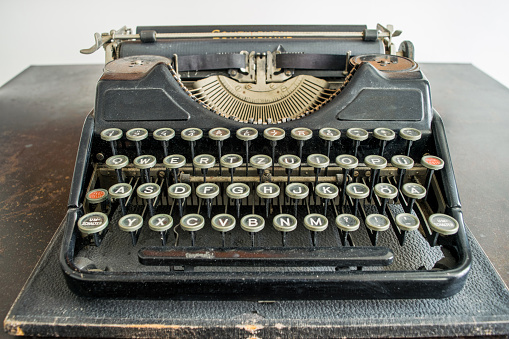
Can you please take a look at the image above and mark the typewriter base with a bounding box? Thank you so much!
[6,218,509,338]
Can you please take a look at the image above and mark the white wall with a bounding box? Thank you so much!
[1,0,508,89]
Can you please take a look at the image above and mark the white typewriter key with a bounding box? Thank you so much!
[209,127,231,175]
[394,212,420,246]
[196,183,220,218]
[319,128,340,174]
[153,127,175,158]
[220,154,243,183]
[391,155,414,195]
[264,127,285,173]
[109,183,133,216]
[399,128,422,157]
[181,128,203,175]
[163,154,186,183]
[106,155,129,183]
[346,183,369,217]
[279,154,301,184]
[256,183,280,217]
[273,214,298,246]
[236,127,258,175]
[126,128,148,157]
[421,155,444,199]
[336,154,359,208]
[78,212,109,247]
[364,155,387,202]
[291,128,312,175]
[211,213,236,247]
[86,188,109,213]
[118,214,144,246]
[427,213,459,247]
[304,214,328,247]
[180,214,205,246]
[373,128,395,156]
[137,183,161,217]
[315,183,339,217]
[240,214,265,247]
[148,214,173,246]
[365,214,391,246]
[374,183,398,215]
[193,154,216,182]
[168,183,192,217]
[101,128,123,155]
[402,183,426,213]
[226,183,250,218]
[346,128,368,158]
[250,155,272,182]
[133,155,157,183]
[286,183,309,217]
[335,214,360,246]
[307,154,330,187]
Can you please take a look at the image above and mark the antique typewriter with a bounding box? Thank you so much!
[60,24,471,300]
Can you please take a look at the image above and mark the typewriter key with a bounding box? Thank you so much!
[220,154,243,183]
[250,155,272,182]
[373,128,395,157]
[137,183,161,217]
[399,128,422,157]
[226,183,250,218]
[315,183,339,217]
[209,127,231,175]
[153,127,175,158]
[240,214,265,247]
[273,214,298,246]
[374,183,398,215]
[100,128,123,156]
[336,154,359,209]
[427,213,459,246]
[394,212,420,246]
[307,154,330,187]
[168,183,192,217]
[278,154,301,184]
[196,183,220,218]
[133,155,157,183]
[86,188,109,213]
[345,183,369,217]
[78,212,109,247]
[264,127,285,174]
[304,214,328,247]
[365,214,391,246]
[193,154,216,182]
[335,214,360,246]
[106,154,129,183]
[421,155,444,199]
[148,214,173,246]
[163,154,186,183]
[256,183,280,217]
[126,128,148,157]
[286,183,309,217]
[118,214,144,246]
[236,127,258,175]
[180,214,205,246]
[108,183,133,216]
[211,213,236,247]
[391,155,414,197]
[181,128,203,175]
[319,127,340,175]
[401,182,426,214]
[291,128,312,175]
[364,155,387,202]
[346,128,368,158]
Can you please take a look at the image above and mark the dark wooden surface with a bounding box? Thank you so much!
[0,64,508,338]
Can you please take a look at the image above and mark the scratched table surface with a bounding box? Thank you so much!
[0,64,508,338]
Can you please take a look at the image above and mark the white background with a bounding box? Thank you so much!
[1,0,508,89]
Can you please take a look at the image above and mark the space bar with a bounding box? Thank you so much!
[138,246,394,267]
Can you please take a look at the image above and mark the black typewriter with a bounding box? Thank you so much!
[60,24,471,300]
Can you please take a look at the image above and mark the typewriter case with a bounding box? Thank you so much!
[60,26,471,299]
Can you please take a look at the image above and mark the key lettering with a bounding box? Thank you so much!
[248,218,259,226]
[310,217,322,226]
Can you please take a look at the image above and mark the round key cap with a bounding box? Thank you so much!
[399,128,422,141]
[373,127,395,141]
[133,155,157,169]
[391,155,414,169]
[78,212,109,235]
[118,214,144,232]
[290,127,312,141]
[364,155,387,170]
[148,214,174,232]
[365,214,391,232]
[346,128,368,141]
[109,183,133,199]
[256,183,280,199]
[395,213,420,231]
[278,154,301,169]
[211,214,236,233]
[264,127,285,141]
[285,183,309,200]
[315,183,339,200]
[335,214,360,232]
[250,155,272,170]
[303,214,328,232]
[153,128,175,141]
[346,183,370,200]
[86,188,108,204]
[319,128,341,141]
[208,127,231,141]
[196,183,220,199]
[402,183,426,199]
[428,214,459,235]
[226,183,250,200]
[101,128,123,142]
[240,214,265,233]
[181,128,203,141]
[421,155,444,170]
[336,154,358,169]
[126,128,148,142]
[374,183,398,200]
[236,127,258,141]
[106,155,129,169]
[163,154,186,169]
[220,154,243,169]
[168,183,192,199]
[193,154,216,169]
[137,183,161,199]
[180,214,205,232]
[273,214,298,232]
[307,154,330,169]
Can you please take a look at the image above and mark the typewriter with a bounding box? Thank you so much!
[60,24,471,300]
